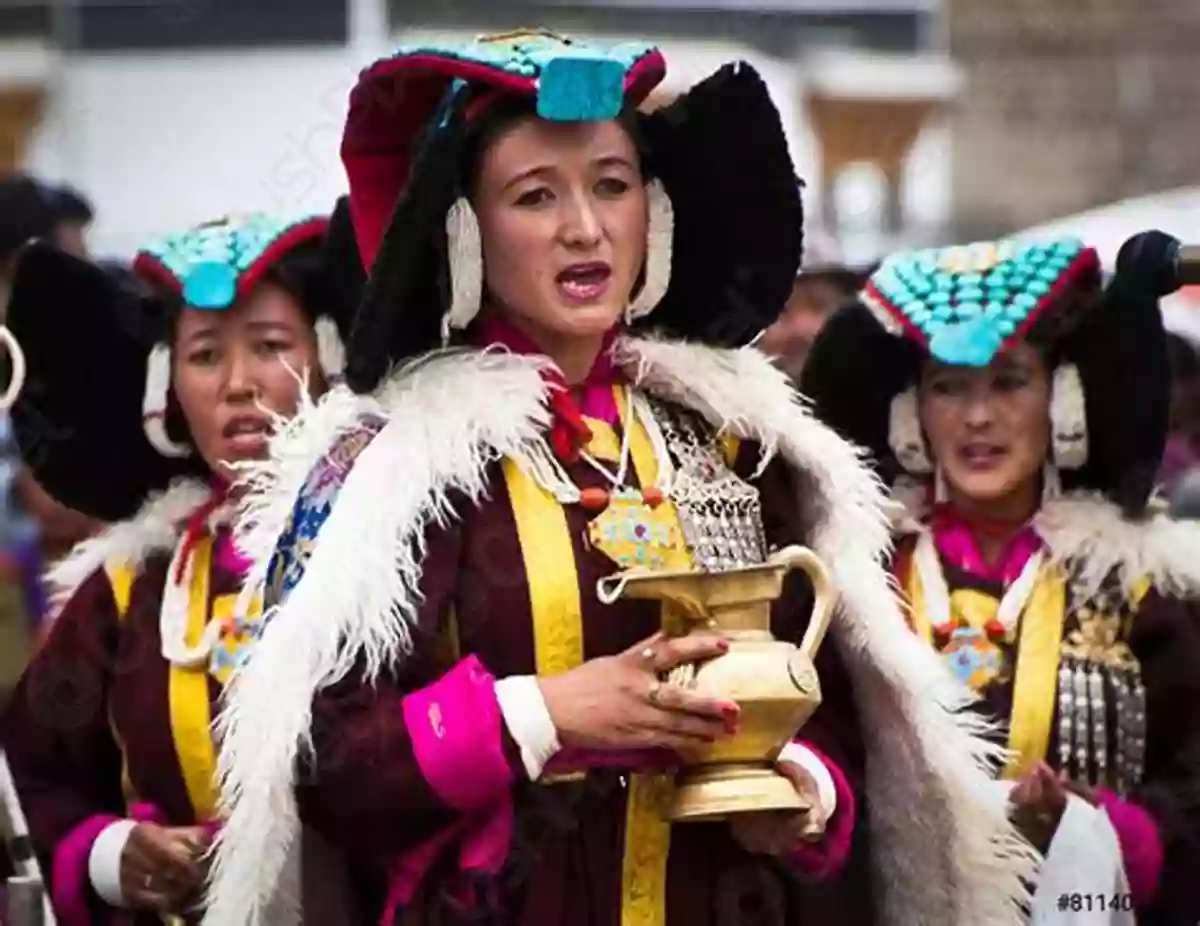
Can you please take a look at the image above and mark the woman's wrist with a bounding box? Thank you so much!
[496,675,561,780]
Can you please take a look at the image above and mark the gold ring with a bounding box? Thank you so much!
[647,680,663,705]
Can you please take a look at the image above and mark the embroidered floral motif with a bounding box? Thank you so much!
[265,416,386,612]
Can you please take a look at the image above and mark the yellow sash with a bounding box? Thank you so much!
[501,385,691,926]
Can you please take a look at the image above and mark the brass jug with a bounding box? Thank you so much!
[596,545,837,823]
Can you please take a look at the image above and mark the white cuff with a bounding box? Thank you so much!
[495,675,561,781]
[778,743,838,819]
[88,819,136,908]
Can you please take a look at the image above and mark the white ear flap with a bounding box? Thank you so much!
[1050,363,1088,471]
[888,388,933,474]
[314,315,345,380]
[0,325,25,411]
[444,197,483,341]
[142,342,192,458]
[626,179,674,323]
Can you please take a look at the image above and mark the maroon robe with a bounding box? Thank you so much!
[894,536,1200,925]
[3,535,244,925]
[294,433,876,926]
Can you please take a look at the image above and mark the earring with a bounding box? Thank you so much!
[888,388,933,475]
[314,316,345,381]
[1050,363,1088,470]
[626,179,674,323]
[142,343,192,458]
[1042,462,1063,503]
[444,197,483,341]
[934,466,949,504]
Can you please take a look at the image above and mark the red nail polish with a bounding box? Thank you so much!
[717,640,730,652]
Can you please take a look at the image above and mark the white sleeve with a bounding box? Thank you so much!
[88,819,137,908]
[778,742,838,818]
[494,675,561,781]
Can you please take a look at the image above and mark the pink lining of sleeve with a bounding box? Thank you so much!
[785,742,856,879]
[1095,789,1163,907]
[401,655,515,811]
[51,813,120,926]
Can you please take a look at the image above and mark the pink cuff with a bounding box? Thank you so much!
[51,813,120,926]
[1096,789,1163,907]
[786,743,856,880]
[402,656,514,811]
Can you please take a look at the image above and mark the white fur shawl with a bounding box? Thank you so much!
[207,336,1037,926]
[44,478,213,610]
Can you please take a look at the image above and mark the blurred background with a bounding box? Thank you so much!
[0,0,1193,264]
[0,0,1199,590]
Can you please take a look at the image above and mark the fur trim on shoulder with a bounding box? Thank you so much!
[208,349,553,926]
[209,336,1034,926]
[619,336,1035,924]
[45,478,213,611]
[1036,492,1200,599]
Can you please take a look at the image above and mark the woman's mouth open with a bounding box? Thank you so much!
[556,262,612,304]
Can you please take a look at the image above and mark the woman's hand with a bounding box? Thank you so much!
[537,630,740,752]
[1008,762,1092,854]
[119,823,211,913]
[730,760,827,856]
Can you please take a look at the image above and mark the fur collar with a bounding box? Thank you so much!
[208,336,1035,926]
[894,488,1200,600]
[45,478,214,611]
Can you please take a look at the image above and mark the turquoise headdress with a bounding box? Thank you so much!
[862,237,1101,367]
[133,212,328,310]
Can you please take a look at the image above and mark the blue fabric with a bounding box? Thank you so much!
[869,237,1086,367]
[138,212,320,310]
[263,416,386,618]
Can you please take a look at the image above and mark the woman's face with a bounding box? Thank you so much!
[172,280,320,477]
[918,342,1052,510]
[472,115,647,349]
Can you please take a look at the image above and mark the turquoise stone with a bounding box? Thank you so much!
[866,234,1095,356]
[138,212,321,309]
[928,317,1004,368]
[183,261,237,310]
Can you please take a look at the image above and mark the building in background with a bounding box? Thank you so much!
[946,0,1200,239]
[4,0,953,262]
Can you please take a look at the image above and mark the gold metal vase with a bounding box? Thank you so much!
[597,545,837,823]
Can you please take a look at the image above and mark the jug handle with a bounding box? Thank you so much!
[0,327,25,412]
[768,545,837,662]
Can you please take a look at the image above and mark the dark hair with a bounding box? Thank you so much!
[456,91,649,200]
[161,240,327,344]
[0,176,93,262]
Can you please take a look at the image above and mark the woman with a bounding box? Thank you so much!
[0,206,360,924]
[800,234,1200,923]
[210,32,1035,926]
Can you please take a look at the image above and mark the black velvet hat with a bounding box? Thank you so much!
[799,233,1176,515]
[338,30,803,392]
[7,206,362,522]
